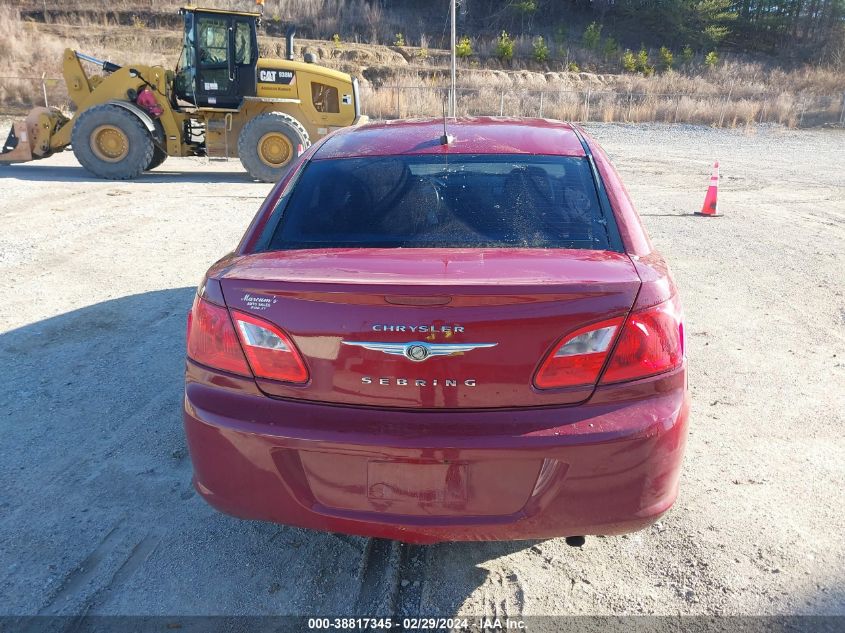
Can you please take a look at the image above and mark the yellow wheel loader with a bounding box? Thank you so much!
[0,7,363,182]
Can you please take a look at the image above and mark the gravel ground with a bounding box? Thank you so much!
[0,124,843,623]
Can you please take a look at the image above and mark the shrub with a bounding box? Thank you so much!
[533,36,549,63]
[636,46,654,75]
[583,22,602,51]
[636,46,648,69]
[704,50,719,68]
[393,33,405,47]
[455,36,473,58]
[681,45,694,65]
[658,46,674,70]
[621,49,636,72]
[567,61,580,72]
[331,33,341,47]
[496,31,515,62]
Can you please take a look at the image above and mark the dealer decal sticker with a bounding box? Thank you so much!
[241,293,278,311]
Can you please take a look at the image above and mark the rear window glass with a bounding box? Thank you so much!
[266,154,614,250]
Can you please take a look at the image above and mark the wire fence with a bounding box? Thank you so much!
[366,85,845,128]
[0,75,67,111]
[2,75,845,128]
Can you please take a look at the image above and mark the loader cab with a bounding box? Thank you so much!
[174,8,259,108]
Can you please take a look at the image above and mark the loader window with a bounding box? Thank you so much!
[312,82,340,113]
[195,15,234,100]
[198,17,229,65]
[267,154,620,250]
[235,21,253,65]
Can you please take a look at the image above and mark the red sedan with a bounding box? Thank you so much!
[184,117,688,543]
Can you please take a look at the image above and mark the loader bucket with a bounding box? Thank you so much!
[0,121,33,164]
[1,107,68,164]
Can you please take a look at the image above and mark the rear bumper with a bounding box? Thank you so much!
[183,362,689,543]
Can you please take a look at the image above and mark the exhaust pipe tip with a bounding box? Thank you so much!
[565,536,586,547]
[285,25,296,61]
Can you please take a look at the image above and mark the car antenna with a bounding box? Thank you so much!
[440,99,454,146]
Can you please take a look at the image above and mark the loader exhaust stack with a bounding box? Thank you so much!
[286,26,296,61]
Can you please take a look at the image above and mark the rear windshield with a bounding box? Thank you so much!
[266,154,615,250]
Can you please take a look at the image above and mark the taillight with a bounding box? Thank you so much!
[534,317,623,389]
[186,294,309,384]
[534,296,684,390]
[600,297,683,384]
[186,296,251,376]
[230,310,309,384]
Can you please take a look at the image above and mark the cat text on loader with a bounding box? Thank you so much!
[0,7,362,182]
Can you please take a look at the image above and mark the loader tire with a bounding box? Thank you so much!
[71,104,154,180]
[238,112,310,183]
[146,122,168,171]
[146,147,168,171]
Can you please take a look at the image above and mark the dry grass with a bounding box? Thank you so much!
[364,73,843,128]
[7,0,416,43]
[0,6,70,108]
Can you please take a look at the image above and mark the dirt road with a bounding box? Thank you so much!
[1,124,843,621]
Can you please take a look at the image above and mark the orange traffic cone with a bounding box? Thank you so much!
[695,160,721,217]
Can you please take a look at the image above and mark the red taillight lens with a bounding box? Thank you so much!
[230,310,309,384]
[186,296,251,376]
[534,317,623,389]
[600,297,683,384]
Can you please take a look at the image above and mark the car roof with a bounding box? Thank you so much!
[314,117,587,160]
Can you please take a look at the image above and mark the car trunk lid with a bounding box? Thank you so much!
[218,248,640,408]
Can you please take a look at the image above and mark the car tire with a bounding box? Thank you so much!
[238,112,310,183]
[71,104,154,180]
